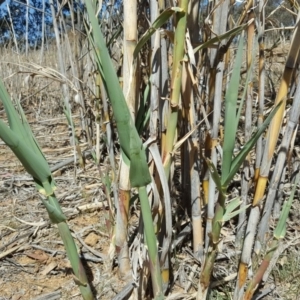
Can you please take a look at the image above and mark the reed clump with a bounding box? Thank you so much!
[0,1,300,299]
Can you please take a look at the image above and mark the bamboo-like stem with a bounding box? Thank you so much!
[255,77,300,253]
[206,100,218,246]
[95,73,102,164]
[202,134,211,206]
[254,0,265,184]
[85,2,163,297]
[198,192,226,299]
[92,66,119,286]
[273,166,287,218]
[116,181,131,280]
[115,0,138,280]
[97,74,118,190]
[159,1,188,286]
[123,0,138,118]
[190,138,202,257]
[162,0,189,174]
[182,62,203,257]
[202,0,217,210]
[160,33,169,149]
[235,10,300,299]
[205,0,230,250]
[55,211,94,299]
[43,195,95,300]
[149,2,161,142]
[148,0,169,290]
[245,170,300,299]
[159,31,173,292]
[236,8,254,249]
[149,0,161,201]
[139,186,164,300]
[198,21,273,299]
[234,206,260,300]
[253,12,300,206]
[186,0,202,258]
[243,240,277,300]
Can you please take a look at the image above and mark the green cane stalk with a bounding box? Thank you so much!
[244,171,300,300]
[0,80,94,300]
[85,1,163,298]
[199,35,281,296]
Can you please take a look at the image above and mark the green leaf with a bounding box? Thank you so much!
[16,99,50,161]
[129,125,152,187]
[205,158,226,197]
[0,82,36,151]
[193,22,250,54]
[0,82,56,196]
[222,198,250,222]
[221,35,244,183]
[274,172,300,239]
[235,58,253,129]
[223,101,282,187]
[86,2,131,158]
[134,7,183,58]
[86,1,151,188]
[135,79,150,134]
[42,197,67,223]
[0,120,53,188]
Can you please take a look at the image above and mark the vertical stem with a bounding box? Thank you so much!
[25,0,29,56]
[162,0,189,173]
[139,186,163,300]
[253,10,300,205]
[115,0,138,280]
[159,0,188,289]
[186,0,202,258]
[48,195,94,300]
[205,0,229,250]
[236,8,254,249]
[198,192,226,299]
[49,0,75,148]
[254,0,265,184]
[40,0,45,63]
